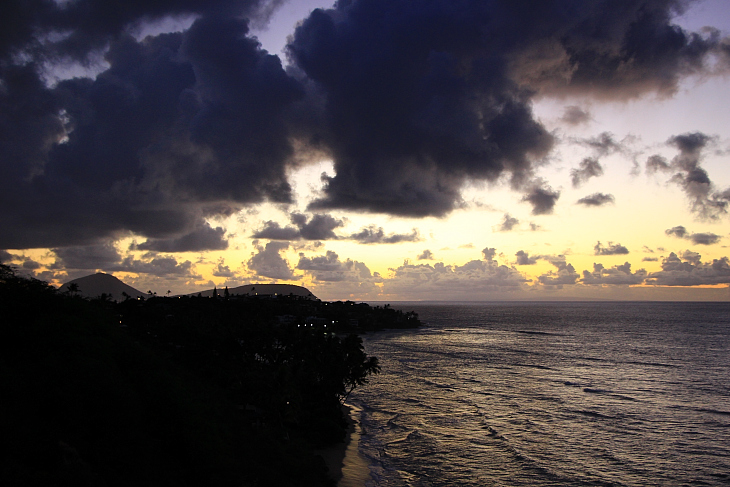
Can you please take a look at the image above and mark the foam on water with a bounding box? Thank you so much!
[348,302,730,486]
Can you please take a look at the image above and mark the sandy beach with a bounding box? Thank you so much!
[316,404,371,486]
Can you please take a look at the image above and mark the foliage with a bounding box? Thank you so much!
[0,265,396,486]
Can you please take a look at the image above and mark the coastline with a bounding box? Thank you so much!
[316,404,370,486]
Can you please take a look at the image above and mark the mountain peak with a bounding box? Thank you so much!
[59,273,146,301]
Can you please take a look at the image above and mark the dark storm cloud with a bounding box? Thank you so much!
[0,12,303,250]
[349,226,421,245]
[0,0,278,61]
[594,241,630,255]
[3,0,730,251]
[561,106,592,126]
[665,225,721,245]
[497,213,520,232]
[0,250,14,263]
[571,158,604,187]
[290,1,727,218]
[647,132,730,221]
[50,241,198,277]
[52,242,123,270]
[252,213,344,241]
[521,183,560,215]
[577,193,615,207]
[136,222,228,252]
[114,255,197,277]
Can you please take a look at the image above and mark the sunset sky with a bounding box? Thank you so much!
[2,0,730,301]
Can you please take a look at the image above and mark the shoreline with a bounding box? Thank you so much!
[315,404,371,486]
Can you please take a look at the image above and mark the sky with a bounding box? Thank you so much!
[1,0,730,301]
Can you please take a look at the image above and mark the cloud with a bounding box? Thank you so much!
[646,154,671,174]
[382,258,529,300]
[296,250,374,283]
[2,0,730,251]
[571,157,603,187]
[114,256,198,278]
[348,226,421,244]
[136,222,228,252]
[0,14,303,249]
[665,225,722,245]
[582,262,646,285]
[482,247,497,262]
[522,183,560,215]
[497,213,520,232]
[537,256,579,287]
[560,105,591,126]
[0,249,14,263]
[247,241,295,280]
[594,241,629,255]
[647,132,730,221]
[515,250,539,265]
[212,259,237,278]
[52,242,123,270]
[576,193,615,207]
[252,213,344,240]
[418,249,435,260]
[645,252,730,286]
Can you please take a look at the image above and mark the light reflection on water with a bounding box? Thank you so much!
[349,302,730,487]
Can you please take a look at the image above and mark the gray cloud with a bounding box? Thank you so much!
[537,256,579,287]
[349,226,421,244]
[581,262,646,285]
[646,154,671,174]
[522,183,560,215]
[252,213,344,241]
[212,260,237,278]
[561,105,591,126]
[52,242,123,270]
[136,222,228,252]
[482,247,497,262]
[646,132,730,221]
[645,251,730,286]
[382,257,529,299]
[498,213,520,232]
[418,249,435,260]
[571,157,603,187]
[247,241,295,280]
[665,225,722,245]
[114,255,198,278]
[515,250,539,265]
[296,250,374,283]
[576,193,615,207]
[594,241,629,255]
[3,0,730,251]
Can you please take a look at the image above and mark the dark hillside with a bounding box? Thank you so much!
[0,265,410,486]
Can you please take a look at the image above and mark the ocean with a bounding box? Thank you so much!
[346,301,730,486]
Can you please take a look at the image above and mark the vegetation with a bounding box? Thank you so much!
[0,265,417,486]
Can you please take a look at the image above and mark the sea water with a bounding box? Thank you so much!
[347,302,730,486]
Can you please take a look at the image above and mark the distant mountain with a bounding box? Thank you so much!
[59,273,146,301]
[192,283,318,300]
